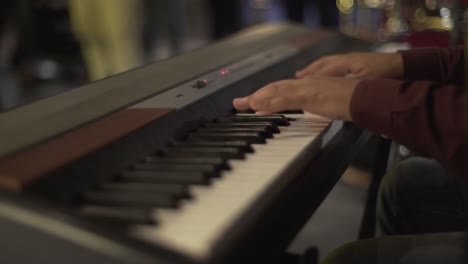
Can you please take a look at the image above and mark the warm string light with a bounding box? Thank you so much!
[338,0,455,41]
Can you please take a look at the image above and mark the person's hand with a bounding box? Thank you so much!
[295,52,403,79]
[233,76,360,121]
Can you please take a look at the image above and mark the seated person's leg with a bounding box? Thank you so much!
[377,157,467,235]
[320,157,468,264]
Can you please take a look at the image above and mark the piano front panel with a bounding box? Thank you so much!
[0,108,175,191]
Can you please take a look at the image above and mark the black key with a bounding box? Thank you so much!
[133,163,221,177]
[196,127,273,138]
[144,157,230,170]
[171,140,254,153]
[189,132,266,144]
[235,112,300,121]
[120,171,211,185]
[277,110,304,114]
[204,122,280,133]
[234,109,304,114]
[215,115,290,126]
[100,182,190,198]
[134,163,216,172]
[233,109,257,114]
[164,147,245,160]
[80,206,156,225]
[84,191,179,208]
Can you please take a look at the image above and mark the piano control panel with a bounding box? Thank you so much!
[132,45,299,110]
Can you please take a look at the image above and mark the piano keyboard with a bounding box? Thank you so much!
[77,111,334,260]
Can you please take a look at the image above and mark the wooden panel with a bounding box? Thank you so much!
[0,108,174,191]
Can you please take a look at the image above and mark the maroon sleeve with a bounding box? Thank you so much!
[350,79,466,172]
[399,47,464,85]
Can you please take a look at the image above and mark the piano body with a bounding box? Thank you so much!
[0,23,374,264]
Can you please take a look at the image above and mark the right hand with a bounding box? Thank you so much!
[233,76,360,121]
[295,52,404,80]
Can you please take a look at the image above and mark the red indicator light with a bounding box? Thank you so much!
[203,79,207,83]
[220,70,225,75]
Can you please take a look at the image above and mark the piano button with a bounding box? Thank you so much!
[80,205,156,225]
[84,191,179,208]
[196,127,273,138]
[100,182,191,198]
[204,122,280,133]
[120,171,211,185]
[144,157,231,170]
[164,147,246,160]
[133,163,221,178]
[215,115,290,126]
[192,80,207,89]
[189,132,266,144]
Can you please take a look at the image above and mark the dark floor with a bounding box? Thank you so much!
[288,167,370,259]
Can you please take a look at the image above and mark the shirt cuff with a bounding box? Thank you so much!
[399,48,441,80]
[350,79,403,135]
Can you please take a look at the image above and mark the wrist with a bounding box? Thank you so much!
[390,52,404,79]
[307,79,358,121]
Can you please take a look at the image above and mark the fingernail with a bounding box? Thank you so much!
[255,111,268,116]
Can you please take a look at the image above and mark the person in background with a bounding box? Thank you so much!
[233,47,467,263]
[68,0,143,81]
[142,0,186,61]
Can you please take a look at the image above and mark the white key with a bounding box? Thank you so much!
[131,113,337,260]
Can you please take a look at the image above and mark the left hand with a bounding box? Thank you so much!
[295,52,403,79]
[233,76,360,121]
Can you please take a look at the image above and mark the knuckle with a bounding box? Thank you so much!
[250,96,269,110]
[281,96,293,108]
[268,83,281,93]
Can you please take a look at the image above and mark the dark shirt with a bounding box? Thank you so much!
[350,47,467,173]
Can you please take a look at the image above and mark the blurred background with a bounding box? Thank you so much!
[0,0,466,112]
[1,0,467,260]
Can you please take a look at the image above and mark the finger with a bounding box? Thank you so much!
[295,56,336,78]
[296,62,323,79]
[248,81,302,114]
[314,64,349,77]
[233,80,290,111]
[253,96,296,115]
[232,96,251,110]
[295,61,325,78]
